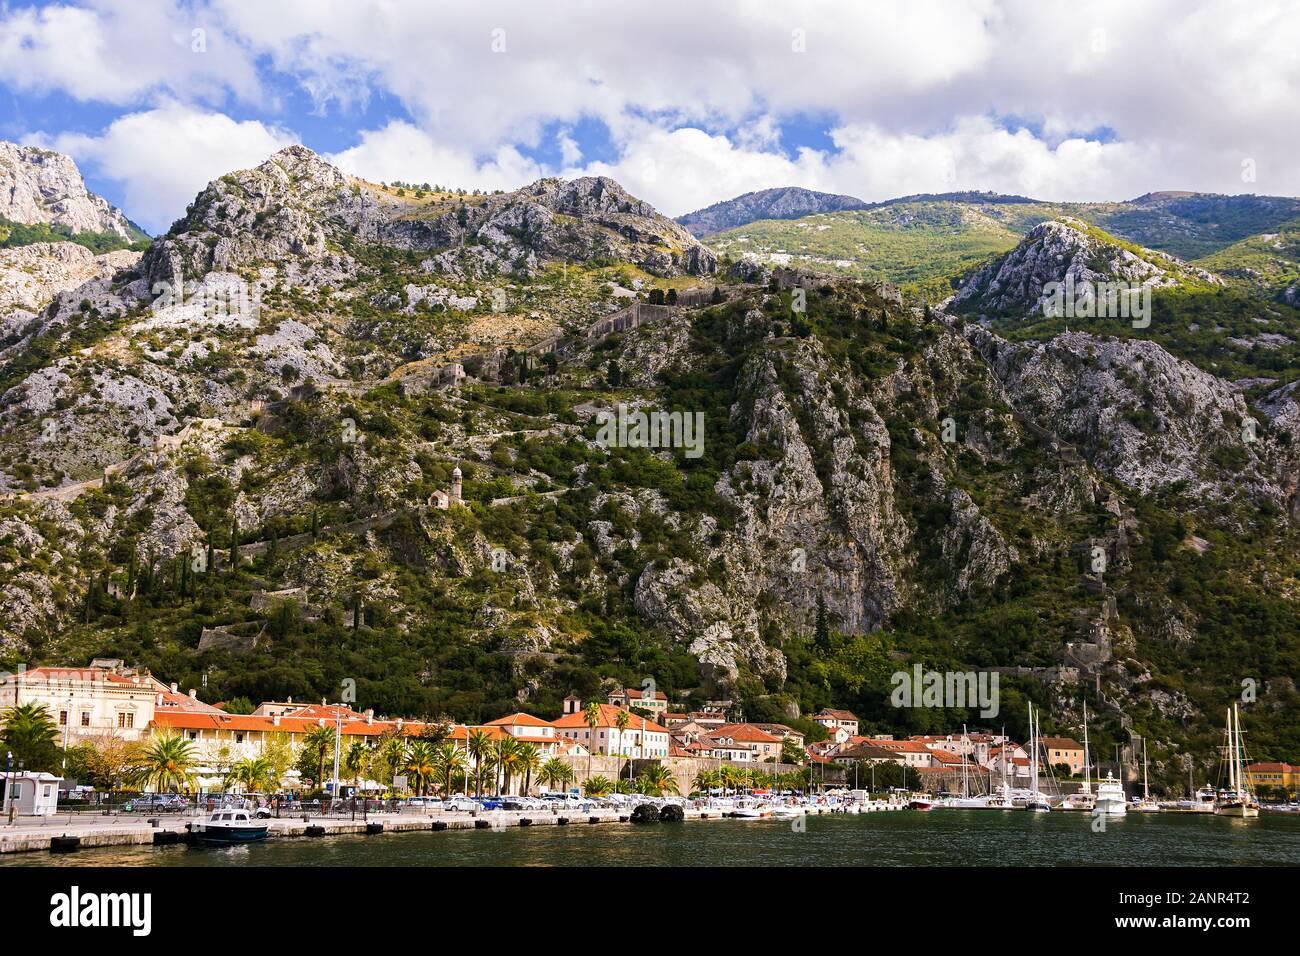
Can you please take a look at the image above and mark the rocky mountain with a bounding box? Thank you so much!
[676,186,869,237]
[1,149,1298,779]
[0,141,146,245]
[701,189,1300,301]
[951,217,1222,316]
[145,146,713,294]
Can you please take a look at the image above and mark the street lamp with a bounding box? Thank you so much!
[3,751,12,821]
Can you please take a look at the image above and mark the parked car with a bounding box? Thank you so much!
[441,797,477,812]
[131,794,188,812]
[475,797,503,811]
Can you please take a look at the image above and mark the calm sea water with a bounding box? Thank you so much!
[6,811,1300,867]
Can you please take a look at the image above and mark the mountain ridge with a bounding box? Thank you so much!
[0,141,147,248]
[0,146,1297,781]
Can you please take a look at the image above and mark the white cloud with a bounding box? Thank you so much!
[7,0,1300,224]
[37,103,298,232]
[0,0,260,106]
[325,121,543,192]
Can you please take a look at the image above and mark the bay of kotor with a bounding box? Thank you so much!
[9,812,1300,868]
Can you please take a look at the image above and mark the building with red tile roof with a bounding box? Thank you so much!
[552,703,670,757]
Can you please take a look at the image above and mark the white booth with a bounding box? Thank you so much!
[1,772,62,816]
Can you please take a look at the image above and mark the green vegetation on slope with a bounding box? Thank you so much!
[0,214,150,253]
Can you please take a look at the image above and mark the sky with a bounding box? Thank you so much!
[2,0,1298,234]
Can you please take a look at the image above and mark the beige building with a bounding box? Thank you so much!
[0,661,159,743]
[606,686,669,715]
[812,709,860,737]
[552,702,671,757]
[1041,737,1086,775]
[484,712,563,756]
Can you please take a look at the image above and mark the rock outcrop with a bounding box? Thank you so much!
[953,217,1221,315]
[0,141,141,240]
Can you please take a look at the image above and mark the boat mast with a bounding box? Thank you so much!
[1142,738,1150,801]
[1029,704,1039,796]
[961,724,969,798]
[1222,707,1232,796]
[1082,701,1091,795]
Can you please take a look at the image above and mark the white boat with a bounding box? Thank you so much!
[1025,704,1051,812]
[731,798,772,818]
[189,807,270,845]
[1095,770,1128,816]
[1061,702,1096,811]
[1214,704,1259,818]
[772,804,805,818]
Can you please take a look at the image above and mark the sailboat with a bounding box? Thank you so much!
[1134,739,1161,812]
[1061,702,1096,812]
[1214,704,1259,818]
[1025,704,1052,812]
[952,725,991,808]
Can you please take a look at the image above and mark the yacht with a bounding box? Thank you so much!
[1214,704,1260,818]
[1094,770,1128,816]
[189,807,270,845]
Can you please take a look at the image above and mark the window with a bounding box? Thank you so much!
[80,712,90,727]
[59,710,68,726]
[118,712,134,728]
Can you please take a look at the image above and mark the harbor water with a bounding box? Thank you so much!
[6,809,1300,867]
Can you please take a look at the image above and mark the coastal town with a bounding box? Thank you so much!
[1,659,1295,849]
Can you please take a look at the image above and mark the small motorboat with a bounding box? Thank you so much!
[731,798,773,818]
[190,808,270,845]
[908,796,933,812]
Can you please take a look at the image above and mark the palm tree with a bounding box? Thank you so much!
[637,764,679,797]
[345,740,369,790]
[434,742,465,796]
[539,757,574,792]
[466,729,494,797]
[380,735,408,791]
[692,768,720,796]
[224,757,274,794]
[495,737,522,796]
[516,743,541,797]
[303,725,336,792]
[132,733,197,793]
[404,741,438,796]
[583,775,615,797]
[582,697,600,790]
[720,764,744,795]
[0,702,60,771]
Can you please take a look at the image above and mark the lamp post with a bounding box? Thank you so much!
[3,751,12,821]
